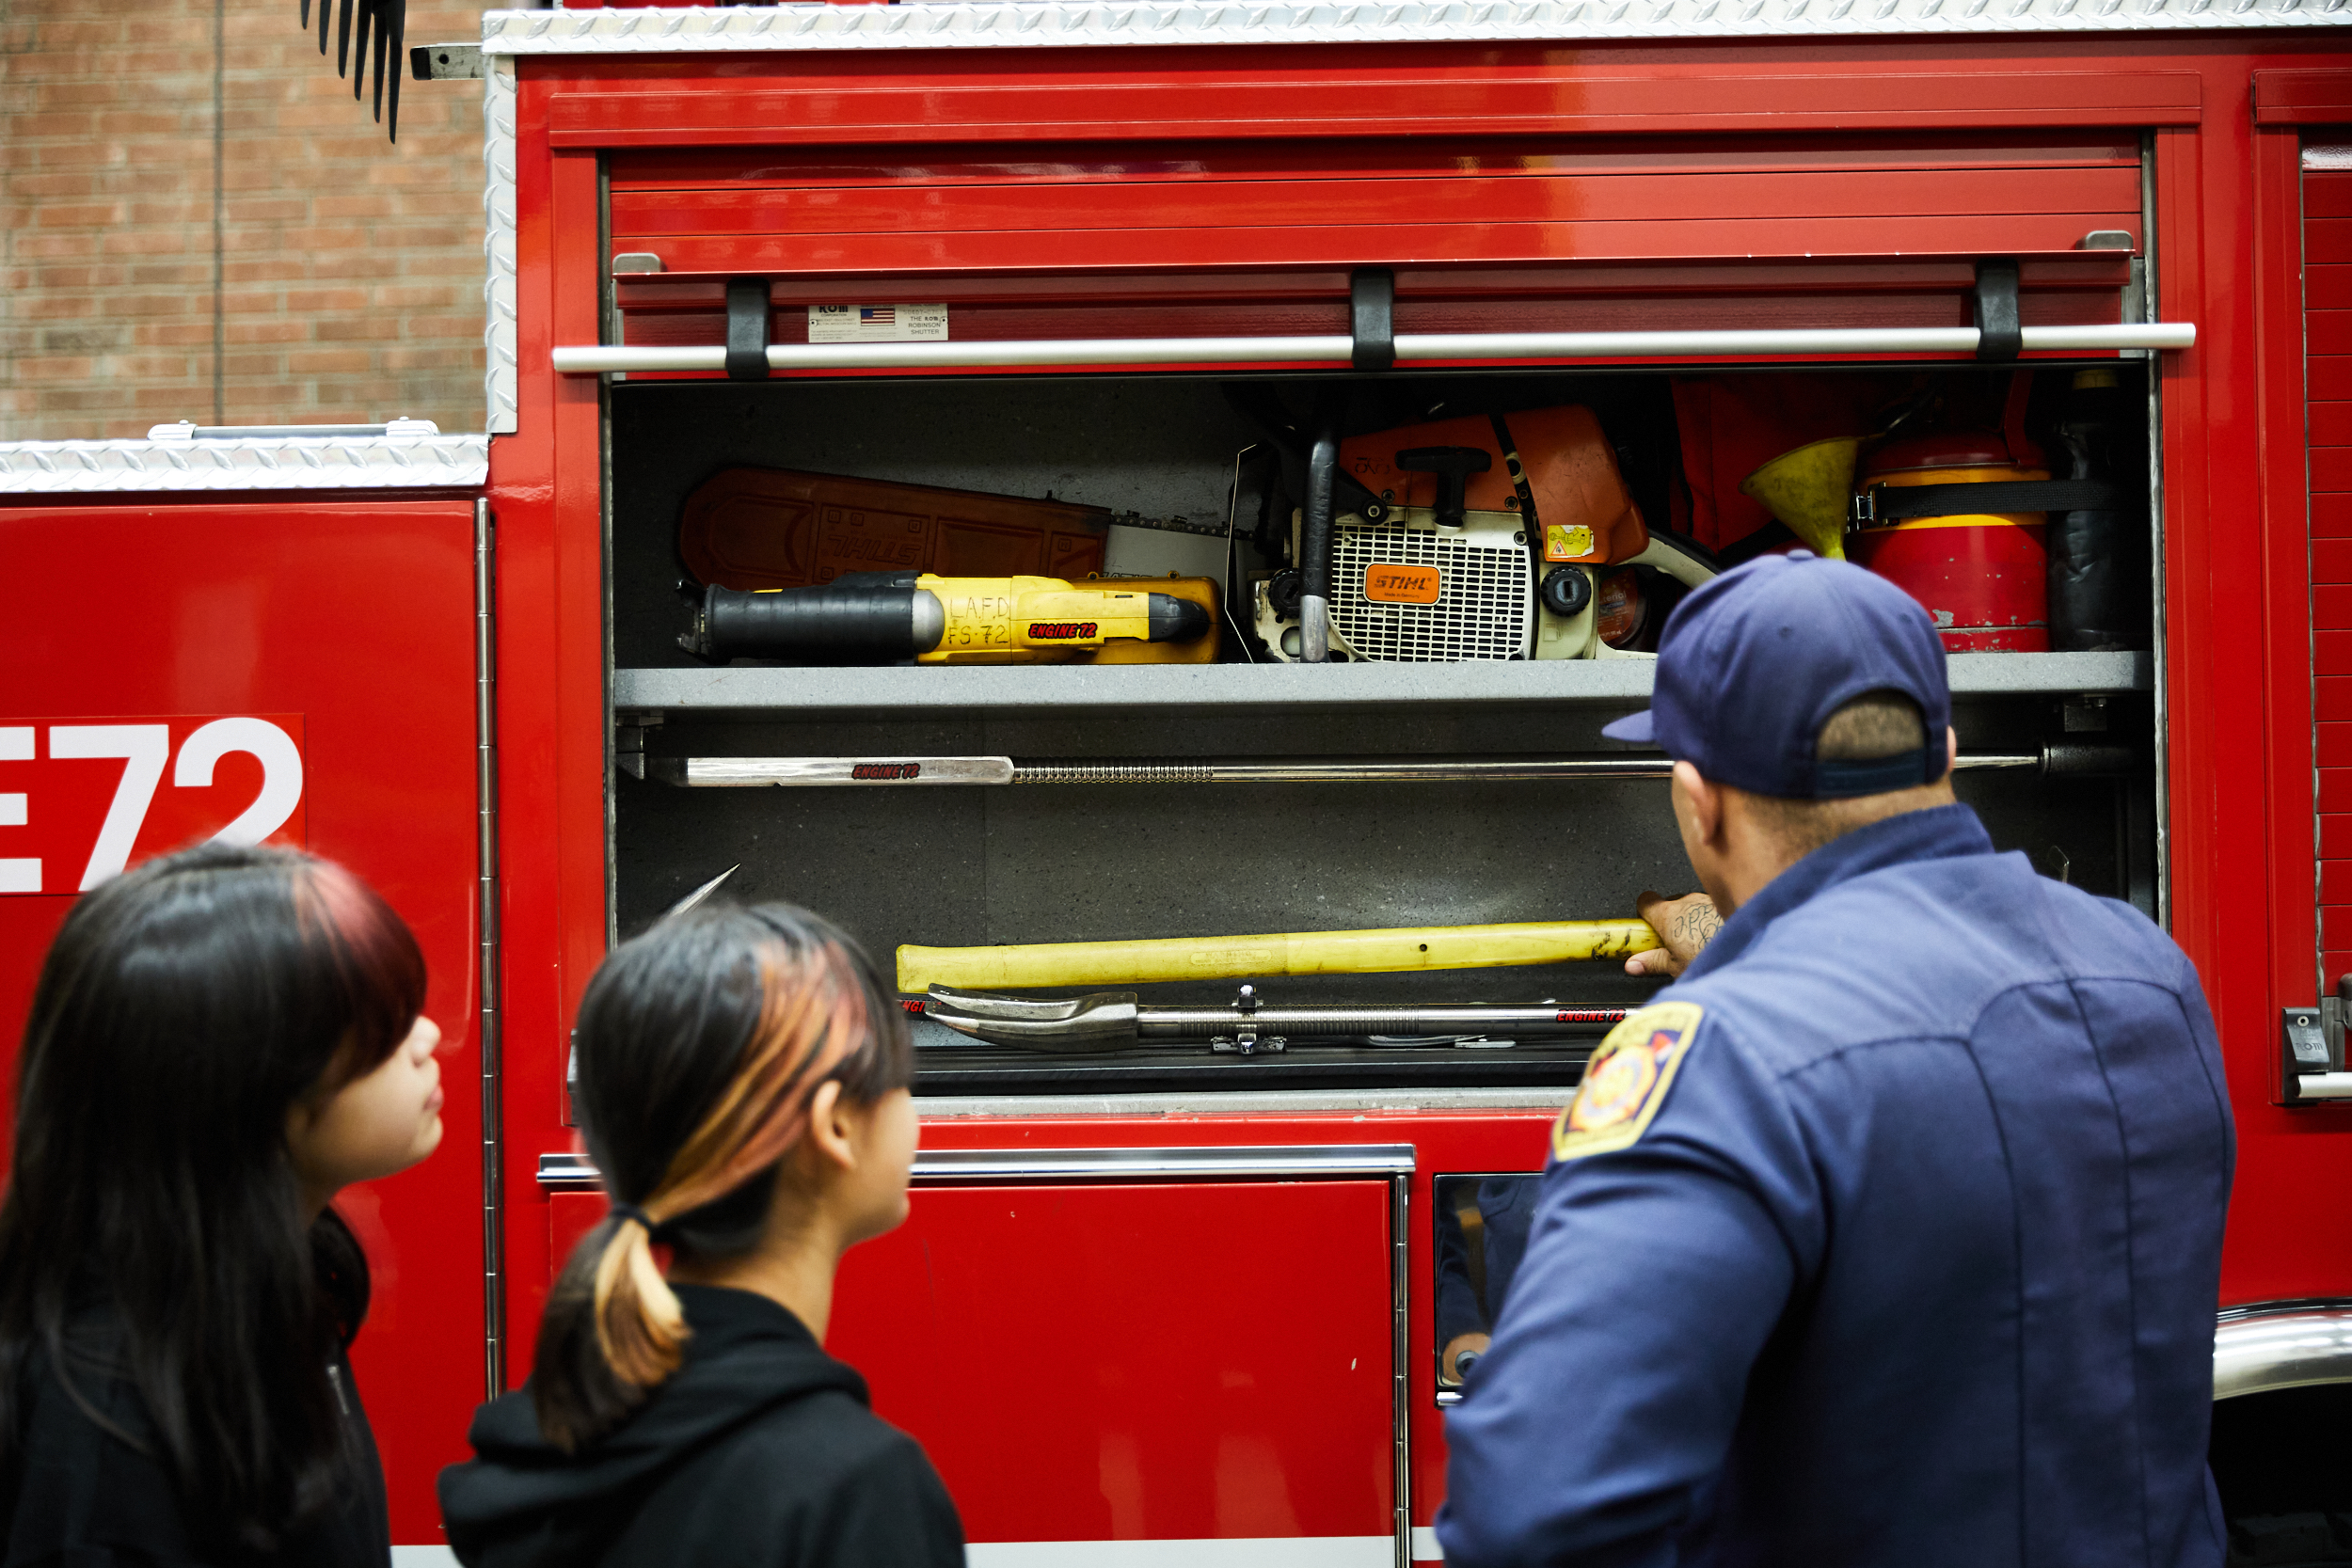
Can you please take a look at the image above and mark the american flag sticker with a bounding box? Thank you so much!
[808,303,949,343]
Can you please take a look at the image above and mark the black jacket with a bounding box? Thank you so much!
[439,1286,962,1568]
[0,1313,389,1568]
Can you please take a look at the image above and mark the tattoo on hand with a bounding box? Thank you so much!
[1672,903,1723,951]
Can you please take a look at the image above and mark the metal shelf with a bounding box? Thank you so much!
[612,651,2150,719]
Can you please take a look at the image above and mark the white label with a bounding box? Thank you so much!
[807,303,948,343]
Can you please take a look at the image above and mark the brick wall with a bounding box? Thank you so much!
[1,0,489,439]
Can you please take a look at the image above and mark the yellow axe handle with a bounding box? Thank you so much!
[896,919,1661,993]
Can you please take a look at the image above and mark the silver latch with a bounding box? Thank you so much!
[1211,984,1285,1055]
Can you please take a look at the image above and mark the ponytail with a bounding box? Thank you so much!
[531,905,910,1451]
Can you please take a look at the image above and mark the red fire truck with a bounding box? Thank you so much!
[8,5,2352,1560]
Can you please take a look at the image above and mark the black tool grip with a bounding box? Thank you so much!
[725,278,771,381]
[1974,260,2022,362]
[1397,445,1492,530]
[1147,594,1214,643]
[686,578,920,661]
[1350,268,1396,372]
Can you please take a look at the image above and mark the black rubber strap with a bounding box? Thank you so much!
[725,277,771,381]
[1974,260,2022,362]
[1863,480,2124,522]
[1350,268,1395,372]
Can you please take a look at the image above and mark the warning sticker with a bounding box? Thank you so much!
[808,304,949,343]
[1545,524,1597,562]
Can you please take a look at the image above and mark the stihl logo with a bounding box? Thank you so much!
[850,763,922,781]
[1364,564,1442,605]
[1026,621,1097,641]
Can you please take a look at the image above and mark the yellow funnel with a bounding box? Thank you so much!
[1738,436,1862,561]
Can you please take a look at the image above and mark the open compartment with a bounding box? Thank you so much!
[604,352,2161,1097]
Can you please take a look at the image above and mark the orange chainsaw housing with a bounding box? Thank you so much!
[1337,405,1648,565]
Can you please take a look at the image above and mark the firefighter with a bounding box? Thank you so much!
[1437,553,2235,1568]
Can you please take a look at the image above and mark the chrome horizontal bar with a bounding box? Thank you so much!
[2214,1304,2352,1399]
[536,1143,1417,1188]
[910,1144,1417,1179]
[1134,1004,1627,1038]
[639,752,2042,787]
[553,322,2195,376]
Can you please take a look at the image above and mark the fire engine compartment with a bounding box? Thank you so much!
[606,360,2161,1094]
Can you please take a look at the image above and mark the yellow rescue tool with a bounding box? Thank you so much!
[896,919,1661,993]
[682,574,1220,665]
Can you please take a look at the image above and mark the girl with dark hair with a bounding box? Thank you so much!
[0,841,447,1565]
[438,903,961,1568]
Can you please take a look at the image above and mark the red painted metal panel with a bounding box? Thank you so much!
[2325,768,2352,816]
[2308,172,2352,218]
[2318,722,2352,768]
[630,215,2139,277]
[2313,539,2352,585]
[0,499,481,1543]
[2253,68,2352,124]
[2324,862,2352,905]
[2315,494,2352,537]
[612,135,2142,190]
[830,1180,1394,1545]
[609,166,2138,240]
[2310,404,2352,451]
[2308,218,2352,265]
[2307,310,2352,357]
[2312,449,2352,495]
[2310,261,2352,306]
[2327,813,2352,860]
[2310,357,2352,404]
[2319,678,2352,723]
[2313,585,2352,626]
[2320,630,2352,673]
[544,64,2201,150]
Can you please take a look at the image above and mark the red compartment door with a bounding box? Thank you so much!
[829,1180,1397,1559]
[0,499,482,1546]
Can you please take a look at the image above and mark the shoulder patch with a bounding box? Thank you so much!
[1551,1000,1706,1163]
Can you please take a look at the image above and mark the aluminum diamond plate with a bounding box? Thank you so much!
[485,61,518,437]
[0,436,492,495]
[482,0,2350,55]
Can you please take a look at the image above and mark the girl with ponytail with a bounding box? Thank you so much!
[438,903,961,1568]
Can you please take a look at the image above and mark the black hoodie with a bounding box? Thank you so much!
[438,1286,961,1568]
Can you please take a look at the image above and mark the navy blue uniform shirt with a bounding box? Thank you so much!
[1438,802,2234,1568]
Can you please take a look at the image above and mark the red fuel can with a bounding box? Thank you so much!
[1848,460,2051,652]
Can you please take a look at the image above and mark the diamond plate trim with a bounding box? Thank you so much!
[481,0,2350,55]
[485,60,519,437]
[0,436,491,495]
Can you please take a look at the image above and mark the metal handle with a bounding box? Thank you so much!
[632,752,2049,787]
[538,1143,1416,1187]
[554,322,2194,376]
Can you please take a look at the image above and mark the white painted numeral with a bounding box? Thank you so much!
[0,726,35,894]
[48,724,170,890]
[174,717,304,847]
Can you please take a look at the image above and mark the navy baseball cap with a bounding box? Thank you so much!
[1600,552,1951,800]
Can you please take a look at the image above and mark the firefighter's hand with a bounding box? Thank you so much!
[1442,1332,1491,1383]
[1627,891,1722,979]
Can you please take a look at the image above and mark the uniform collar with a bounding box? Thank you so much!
[1679,802,1995,983]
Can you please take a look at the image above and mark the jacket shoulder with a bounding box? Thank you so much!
[1678,855,2197,1079]
[621,1392,961,1566]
